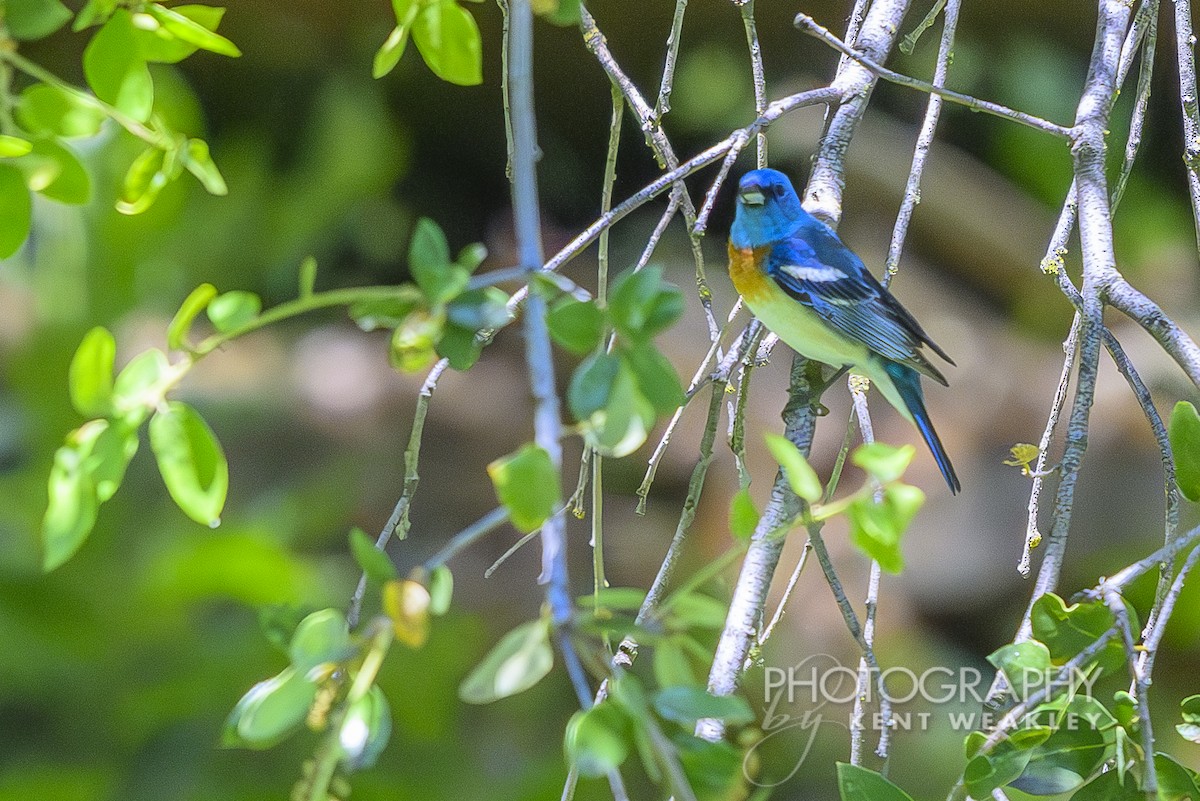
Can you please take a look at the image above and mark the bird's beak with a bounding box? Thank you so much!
[739,188,766,207]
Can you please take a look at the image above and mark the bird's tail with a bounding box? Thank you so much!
[882,361,961,494]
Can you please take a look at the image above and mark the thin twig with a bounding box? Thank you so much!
[654,0,689,118]
[1101,586,1157,797]
[423,507,512,571]
[1172,0,1200,253]
[794,13,1075,141]
[347,359,448,628]
[738,0,768,168]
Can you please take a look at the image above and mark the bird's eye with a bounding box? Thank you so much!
[772,184,786,198]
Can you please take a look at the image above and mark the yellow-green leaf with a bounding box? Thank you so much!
[68,326,116,417]
[149,401,228,527]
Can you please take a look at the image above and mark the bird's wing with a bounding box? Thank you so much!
[765,226,952,385]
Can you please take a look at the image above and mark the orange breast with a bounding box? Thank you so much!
[727,242,774,303]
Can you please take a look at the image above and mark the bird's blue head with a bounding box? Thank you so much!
[730,168,808,248]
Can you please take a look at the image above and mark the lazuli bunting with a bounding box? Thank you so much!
[729,168,960,493]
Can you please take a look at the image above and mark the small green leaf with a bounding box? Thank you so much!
[964,744,1033,800]
[548,298,604,355]
[1030,592,1126,675]
[653,638,697,688]
[349,527,397,585]
[764,433,823,503]
[149,401,229,527]
[436,324,483,371]
[586,362,654,457]
[222,667,317,749]
[1178,694,1200,743]
[428,565,453,615]
[117,146,168,215]
[16,84,107,139]
[134,4,226,62]
[349,294,420,332]
[837,763,916,801]
[609,266,670,341]
[728,487,759,540]
[1170,401,1200,502]
[383,579,431,647]
[653,686,754,727]
[621,343,684,415]
[4,0,73,40]
[389,310,442,373]
[146,3,241,57]
[459,619,554,704]
[0,164,33,259]
[1155,752,1200,801]
[299,256,318,298]
[289,608,352,672]
[676,737,745,801]
[987,641,1052,700]
[565,702,630,778]
[20,137,91,205]
[111,348,170,418]
[578,586,647,612]
[852,442,916,484]
[168,283,218,351]
[42,438,100,571]
[83,10,154,122]
[182,138,227,196]
[487,444,560,533]
[374,24,412,79]
[0,135,34,157]
[68,327,116,417]
[665,593,728,629]
[567,351,621,421]
[340,685,392,770]
[409,218,469,305]
[411,1,483,86]
[456,242,487,273]
[207,290,261,333]
[88,419,138,502]
[846,483,924,573]
[1069,768,1141,801]
[538,0,582,26]
[446,287,511,331]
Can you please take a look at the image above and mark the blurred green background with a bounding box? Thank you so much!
[2,1,1200,799]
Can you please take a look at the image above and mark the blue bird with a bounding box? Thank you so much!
[728,168,960,493]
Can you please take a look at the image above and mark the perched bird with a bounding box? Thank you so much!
[729,168,960,493]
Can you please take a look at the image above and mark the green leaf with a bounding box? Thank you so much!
[0,135,34,157]
[652,686,754,727]
[837,763,916,801]
[149,401,229,527]
[609,266,667,341]
[653,638,697,687]
[117,146,168,215]
[0,164,33,259]
[435,324,483,371]
[1170,401,1200,502]
[145,3,241,57]
[1156,752,1200,801]
[374,24,412,79]
[349,294,420,332]
[621,343,684,415]
[69,326,116,417]
[987,641,1052,700]
[182,138,227,195]
[728,487,760,540]
[339,686,392,770]
[289,608,352,672]
[964,744,1034,799]
[567,350,621,421]
[537,0,582,26]
[411,1,483,86]
[21,137,91,205]
[167,283,218,350]
[459,619,554,704]
[586,361,654,457]
[299,256,318,298]
[74,0,118,30]
[206,290,261,333]
[765,433,823,503]
[1070,768,1142,801]
[222,667,317,749]
[4,0,72,40]
[565,702,630,778]
[547,298,604,355]
[111,348,170,418]
[846,483,924,573]
[578,586,647,612]
[487,444,560,533]
[456,242,488,273]
[1030,592,1125,674]
[428,565,453,615]
[1179,694,1200,743]
[17,84,107,138]
[409,218,468,304]
[389,310,442,373]
[88,419,139,502]
[852,442,916,484]
[676,736,745,801]
[349,527,397,585]
[446,287,511,331]
[84,10,154,122]
[134,4,226,63]
[42,437,100,571]
[383,579,431,648]
[667,593,728,630]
